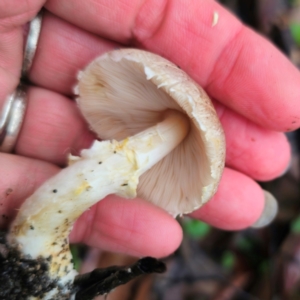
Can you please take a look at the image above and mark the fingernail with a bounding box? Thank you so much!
[251,190,278,228]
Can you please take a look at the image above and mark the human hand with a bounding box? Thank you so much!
[1,0,299,258]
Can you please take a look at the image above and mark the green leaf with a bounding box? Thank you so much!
[289,0,300,6]
[290,23,300,46]
[70,244,82,271]
[291,216,300,233]
[182,219,210,239]
[221,251,235,271]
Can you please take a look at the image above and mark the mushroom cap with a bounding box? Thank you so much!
[76,49,225,217]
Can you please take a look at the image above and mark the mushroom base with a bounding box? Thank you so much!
[0,231,73,300]
[0,229,167,300]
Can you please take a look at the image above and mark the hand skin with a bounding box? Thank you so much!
[0,0,299,258]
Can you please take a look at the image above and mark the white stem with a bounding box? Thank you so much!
[7,110,189,284]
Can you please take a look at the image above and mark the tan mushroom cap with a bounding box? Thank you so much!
[76,49,225,217]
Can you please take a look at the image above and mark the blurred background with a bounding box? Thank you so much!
[72,1,300,299]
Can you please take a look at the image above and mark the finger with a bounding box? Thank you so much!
[46,0,300,132]
[0,0,45,99]
[15,86,95,165]
[190,168,266,230]
[29,12,118,96]
[214,101,291,181]
[0,153,59,229]
[0,27,22,101]
[70,196,183,258]
[0,0,44,25]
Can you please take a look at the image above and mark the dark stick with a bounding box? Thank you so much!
[74,257,166,300]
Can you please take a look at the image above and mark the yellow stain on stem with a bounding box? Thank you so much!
[74,181,91,195]
[114,138,129,151]
[113,139,139,170]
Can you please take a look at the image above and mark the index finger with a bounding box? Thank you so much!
[46,0,300,131]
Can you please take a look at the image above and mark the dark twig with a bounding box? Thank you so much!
[74,257,166,300]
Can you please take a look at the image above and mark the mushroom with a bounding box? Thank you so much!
[4,49,225,299]
[76,49,225,217]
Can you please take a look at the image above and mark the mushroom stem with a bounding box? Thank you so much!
[127,109,190,175]
[7,109,189,291]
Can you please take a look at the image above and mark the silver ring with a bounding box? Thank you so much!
[0,85,28,153]
[0,11,42,153]
[21,10,43,79]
